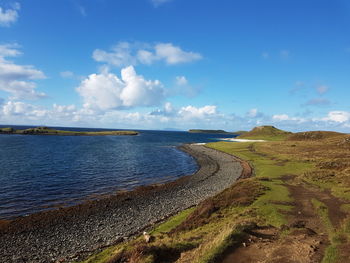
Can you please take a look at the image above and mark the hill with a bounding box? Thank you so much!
[287,131,345,141]
[237,125,292,141]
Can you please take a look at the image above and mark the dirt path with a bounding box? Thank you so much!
[221,146,348,263]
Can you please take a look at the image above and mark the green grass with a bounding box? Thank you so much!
[78,246,121,263]
[311,199,340,263]
[150,207,195,235]
[207,141,311,227]
[199,224,248,263]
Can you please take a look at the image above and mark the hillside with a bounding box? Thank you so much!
[237,125,292,141]
[287,131,345,141]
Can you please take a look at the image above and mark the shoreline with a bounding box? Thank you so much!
[0,144,243,263]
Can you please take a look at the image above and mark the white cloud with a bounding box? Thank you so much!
[150,103,219,125]
[2,100,47,118]
[0,44,46,99]
[53,103,76,113]
[93,42,137,67]
[154,43,202,64]
[137,49,157,65]
[151,0,172,7]
[0,2,20,27]
[247,108,258,118]
[272,114,290,121]
[77,66,165,110]
[323,111,350,123]
[93,42,202,67]
[120,66,164,107]
[178,105,217,120]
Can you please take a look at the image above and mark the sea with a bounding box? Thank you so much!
[0,125,236,220]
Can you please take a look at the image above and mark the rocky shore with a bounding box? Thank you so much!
[0,144,243,263]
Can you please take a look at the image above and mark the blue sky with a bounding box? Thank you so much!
[0,0,350,131]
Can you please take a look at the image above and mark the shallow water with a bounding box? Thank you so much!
[0,126,235,219]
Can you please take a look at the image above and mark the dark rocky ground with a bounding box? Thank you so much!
[0,144,242,263]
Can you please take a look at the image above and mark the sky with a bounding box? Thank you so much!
[0,0,350,132]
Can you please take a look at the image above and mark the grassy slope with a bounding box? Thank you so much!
[78,134,350,263]
[0,127,138,136]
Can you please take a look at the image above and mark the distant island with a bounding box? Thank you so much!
[189,129,247,135]
[0,126,139,136]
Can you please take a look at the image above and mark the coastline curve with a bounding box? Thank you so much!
[0,144,243,263]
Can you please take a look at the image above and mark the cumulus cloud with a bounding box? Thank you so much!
[151,103,218,121]
[149,103,220,129]
[93,42,202,67]
[77,66,165,110]
[2,100,47,118]
[323,111,350,123]
[153,43,202,64]
[93,42,137,67]
[0,44,46,99]
[178,105,217,120]
[0,2,20,27]
[272,114,290,121]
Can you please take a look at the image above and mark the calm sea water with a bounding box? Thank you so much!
[0,126,235,219]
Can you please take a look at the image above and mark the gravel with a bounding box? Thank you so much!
[0,144,242,263]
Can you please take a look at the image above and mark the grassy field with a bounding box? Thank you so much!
[0,126,138,136]
[77,130,350,263]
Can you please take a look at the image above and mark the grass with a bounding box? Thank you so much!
[206,141,311,227]
[311,199,339,263]
[150,207,195,235]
